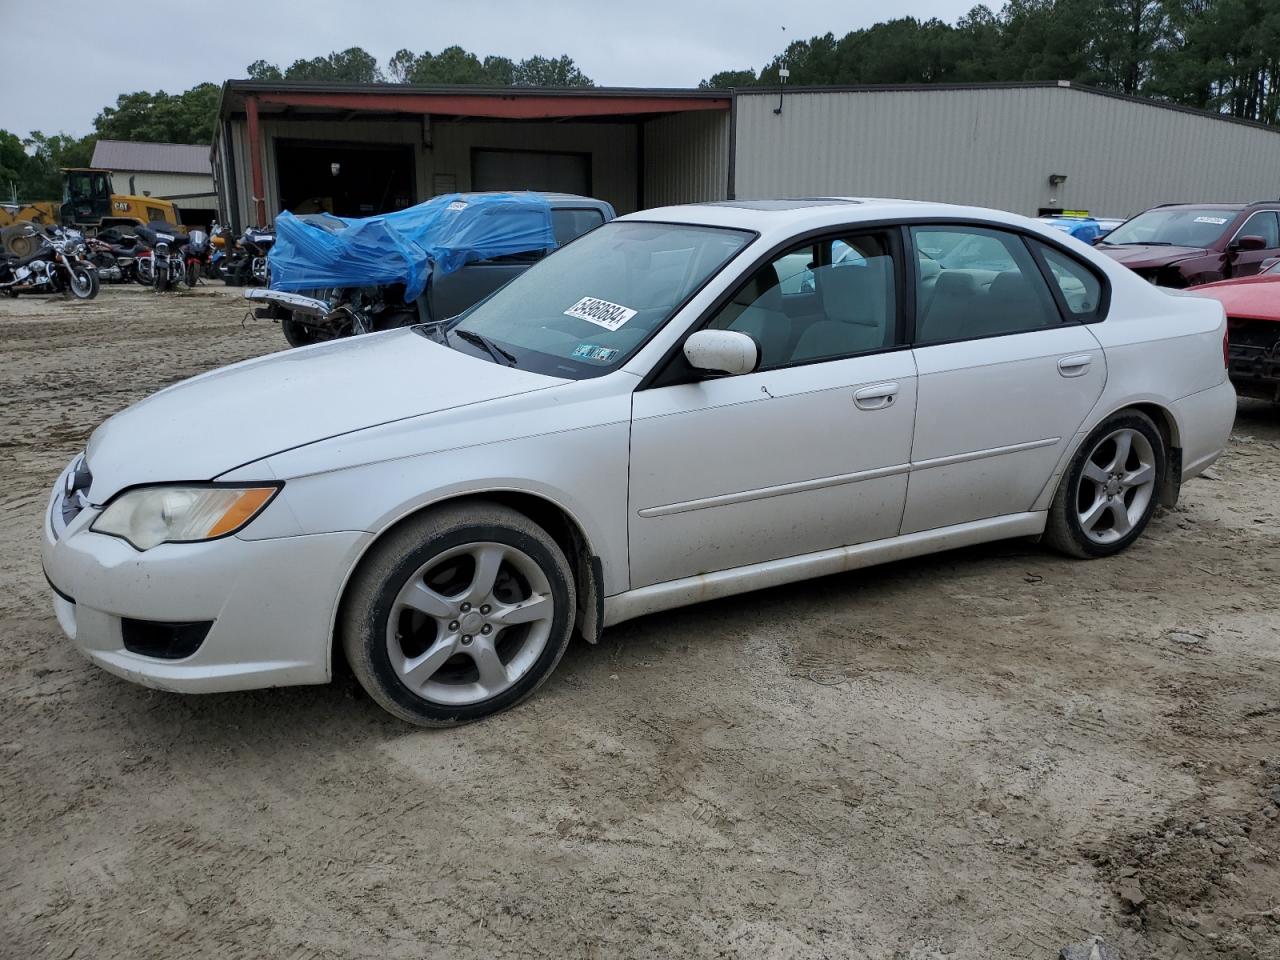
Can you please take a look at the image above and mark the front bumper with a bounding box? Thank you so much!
[42,464,370,694]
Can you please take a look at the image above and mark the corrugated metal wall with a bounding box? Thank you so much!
[642,111,730,207]
[733,85,1280,217]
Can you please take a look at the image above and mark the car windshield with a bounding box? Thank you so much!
[1102,209,1237,248]
[447,220,754,377]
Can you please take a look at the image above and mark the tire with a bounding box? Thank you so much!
[67,265,99,300]
[281,314,333,348]
[185,262,199,288]
[154,262,171,292]
[1044,410,1166,559]
[341,502,576,727]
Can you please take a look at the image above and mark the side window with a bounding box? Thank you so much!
[707,233,897,369]
[912,226,1062,345]
[551,208,605,246]
[1032,241,1103,318]
[1237,211,1280,248]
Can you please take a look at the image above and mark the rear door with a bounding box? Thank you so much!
[903,225,1107,534]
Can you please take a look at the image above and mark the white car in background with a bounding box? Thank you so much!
[43,198,1236,726]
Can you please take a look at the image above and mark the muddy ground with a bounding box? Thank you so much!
[1,283,1278,959]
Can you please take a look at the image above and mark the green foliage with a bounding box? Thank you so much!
[93,83,220,144]
[702,0,1280,124]
[0,130,96,201]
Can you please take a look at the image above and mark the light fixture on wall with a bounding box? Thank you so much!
[1048,172,1067,207]
[774,67,790,116]
[331,162,341,177]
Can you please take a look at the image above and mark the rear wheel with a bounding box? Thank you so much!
[281,314,337,348]
[341,503,576,726]
[1044,411,1166,558]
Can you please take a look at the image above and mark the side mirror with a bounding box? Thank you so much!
[683,329,760,376]
[1233,234,1267,252]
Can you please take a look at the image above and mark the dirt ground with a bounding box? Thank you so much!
[1,282,1278,960]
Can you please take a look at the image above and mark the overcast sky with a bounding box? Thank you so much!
[3,0,978,140]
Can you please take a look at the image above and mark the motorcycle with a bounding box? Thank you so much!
[222,225,274,286]
[183,229,211,287]
[85,231,143,284]
[205,222,227,280]
[0,224,99,299]
[134,222,190,292]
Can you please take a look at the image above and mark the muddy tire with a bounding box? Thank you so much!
[1044,410,1166,559]
[341,502,575,727]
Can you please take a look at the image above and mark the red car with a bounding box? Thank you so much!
[1096,201,1280,287]
[1193,260,1280,402]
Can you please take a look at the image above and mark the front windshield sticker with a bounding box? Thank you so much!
[572,343,621,363]
[1194,216,1229,225]
[564,296,638,331]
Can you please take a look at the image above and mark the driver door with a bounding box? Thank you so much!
[628,230,918,589]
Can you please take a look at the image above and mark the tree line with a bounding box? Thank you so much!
[702,1,1280,127]
[4,2,1277,202]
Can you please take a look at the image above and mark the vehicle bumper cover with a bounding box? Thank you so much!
[1174,379,1237,481]
[42,481,369,694]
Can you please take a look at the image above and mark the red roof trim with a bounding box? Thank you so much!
[254,90,730,119]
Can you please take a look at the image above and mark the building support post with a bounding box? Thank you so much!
[245,94,267,225]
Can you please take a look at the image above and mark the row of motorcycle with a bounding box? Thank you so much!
[0,221,277,299]
[86,222,276,291]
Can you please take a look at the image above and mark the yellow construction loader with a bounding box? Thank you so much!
[1,168,180,256]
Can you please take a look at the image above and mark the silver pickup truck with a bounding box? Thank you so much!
[247,193,616,347]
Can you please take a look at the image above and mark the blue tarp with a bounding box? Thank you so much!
[1041,217,1104,244]
[268,192,556,301]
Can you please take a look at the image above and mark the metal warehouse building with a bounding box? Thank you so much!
[90,139,218,226]
[212,79,1280,231]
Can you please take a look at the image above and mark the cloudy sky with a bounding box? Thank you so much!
[3,0,976,139]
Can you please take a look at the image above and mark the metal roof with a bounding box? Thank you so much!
[90,140,213,175]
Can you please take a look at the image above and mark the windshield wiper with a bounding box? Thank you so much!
[1107,241,1173,246]
[453,328,518,367]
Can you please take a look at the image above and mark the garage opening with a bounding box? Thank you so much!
[274,141,416,216]
[472,148,591,195]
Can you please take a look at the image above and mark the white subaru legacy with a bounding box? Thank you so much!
[42,199,1236,726]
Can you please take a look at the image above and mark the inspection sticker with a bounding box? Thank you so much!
[572,343,620,363]
[564,296,637,331]
[1194,216,1229,224]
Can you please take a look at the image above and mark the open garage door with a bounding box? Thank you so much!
[472,148,591,195]
[275,141,416,217]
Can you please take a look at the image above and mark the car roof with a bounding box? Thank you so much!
[1153,202,1251,211]
[620,197,1038,235]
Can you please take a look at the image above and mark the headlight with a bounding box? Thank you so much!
[91,484,280,550]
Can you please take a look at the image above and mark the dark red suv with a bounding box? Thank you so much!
[1095,201,1280,287]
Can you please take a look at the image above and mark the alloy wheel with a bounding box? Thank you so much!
[385,542,555,706]
[1075,427,1157,545]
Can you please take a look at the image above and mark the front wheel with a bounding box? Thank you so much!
[341,502,576,726]
[280,314,337,347]
[185,262,199,288]
[66,265,99,300]
[1044,411,1166,558]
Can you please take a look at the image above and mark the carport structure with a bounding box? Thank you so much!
[213,81,732,230]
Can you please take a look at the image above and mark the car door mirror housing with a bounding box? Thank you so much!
[1232,234,1267,252]
[683,329,761,376]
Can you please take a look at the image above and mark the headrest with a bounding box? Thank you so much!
[933,270,978,296]
[988,270,1036,304]
[820,261,887,326]
[917,256,941,281]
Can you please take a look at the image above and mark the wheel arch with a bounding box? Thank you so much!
[329,488,604,681]
[1062,399,1183,510]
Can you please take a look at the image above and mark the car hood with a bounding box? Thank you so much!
[1096,244,1208,269]
[1189,274,1280,322]
[85,329,563,501]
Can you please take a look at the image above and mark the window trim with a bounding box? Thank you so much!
[643,224,911,388]
[905,220,1112,349]
[1229,209,1280,249]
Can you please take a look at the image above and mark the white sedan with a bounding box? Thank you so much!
[42,199,1236,726]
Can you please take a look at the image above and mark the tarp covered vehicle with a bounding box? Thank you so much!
[249,192,614,347]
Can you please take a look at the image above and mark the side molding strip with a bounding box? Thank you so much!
[603,511,1047,627]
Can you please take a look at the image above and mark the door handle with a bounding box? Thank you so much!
[1057,354,1093,378]
[853,382,899,410]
